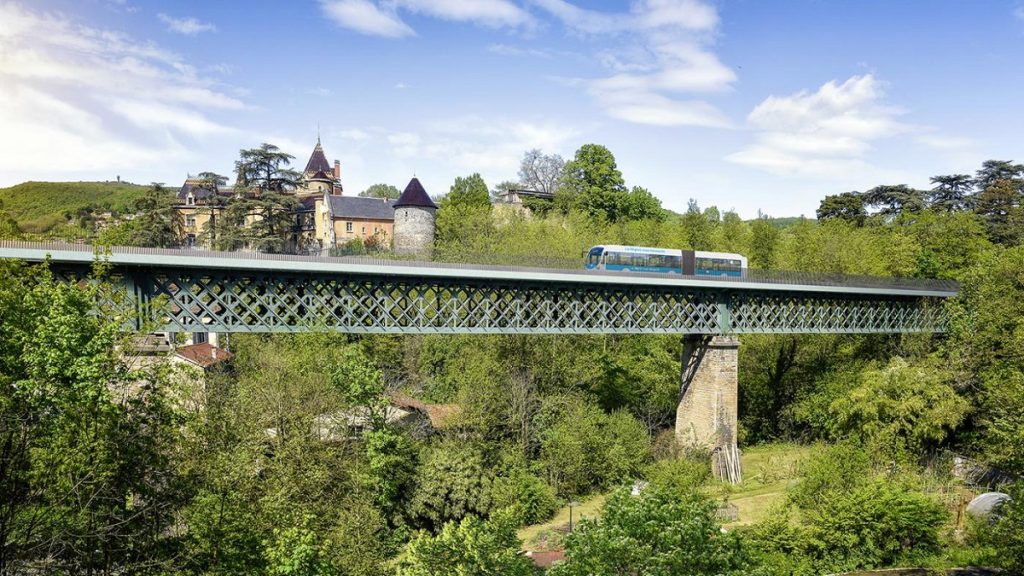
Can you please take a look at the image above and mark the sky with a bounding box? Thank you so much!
[0,0,1022,217]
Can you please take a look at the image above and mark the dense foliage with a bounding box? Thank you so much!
[1,145,1023,573]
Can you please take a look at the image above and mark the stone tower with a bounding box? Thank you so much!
[393,177,438,258]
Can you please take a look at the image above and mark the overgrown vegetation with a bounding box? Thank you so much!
[1,145,1023,574]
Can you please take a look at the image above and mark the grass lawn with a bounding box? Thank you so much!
[519,442,814,550]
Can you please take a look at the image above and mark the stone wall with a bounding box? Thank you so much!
[393,206,435,258]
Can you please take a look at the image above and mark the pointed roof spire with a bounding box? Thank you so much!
[304,137,332,175]
[394,177,437,209]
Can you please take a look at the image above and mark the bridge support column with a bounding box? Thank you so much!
[675,335,742,484]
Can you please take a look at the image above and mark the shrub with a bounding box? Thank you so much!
[644,457,711,499]
[397,510,534,576]
[490,469,558,526]
[549,487,757,576]
[788,442,872,509]
[406,440,493,530]
[807,479,947,571]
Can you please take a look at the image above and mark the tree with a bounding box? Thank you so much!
[928,174,973,212]
[826,358,969,456]
[360,183,401,200]
[622,186,665,221]
[444,174,491,208]
[817,191,866,225]
[974,159,1023,192]
[557,144,627,221]
[125,182,183,247]
[863,185,926,217]
[550,488,756,576]
[518,148,565,196]
[974,179,1023,245]
[681,199,715,250]
[750,216,779,269]
[407,440,494,530]
[435,174,494,258]
[211,191,301,252]
[235,143,300,193]
[397,511,534,576]
[0,261,183,573]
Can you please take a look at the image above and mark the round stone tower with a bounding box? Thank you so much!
[393,177,438,259]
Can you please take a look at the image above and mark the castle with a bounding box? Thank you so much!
[175,139,436,256]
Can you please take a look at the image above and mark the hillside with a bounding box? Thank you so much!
[0,181,149,233]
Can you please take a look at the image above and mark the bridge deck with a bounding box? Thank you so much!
[0,242,957,335]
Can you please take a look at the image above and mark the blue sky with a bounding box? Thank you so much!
[1,0,1021,217]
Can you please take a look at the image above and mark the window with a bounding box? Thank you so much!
[361,226,366,235]
[185,216,196,227]
[186,194,195,206]
[587,248,603,267]
[345,222,353,233]
[185,234,196,247]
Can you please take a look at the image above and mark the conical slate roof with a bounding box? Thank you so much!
[394,177,437,209]
[304,140,332,174]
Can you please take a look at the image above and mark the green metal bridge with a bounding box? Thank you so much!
[0,242,957,335]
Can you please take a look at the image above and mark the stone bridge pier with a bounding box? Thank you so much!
[675,335,741,484]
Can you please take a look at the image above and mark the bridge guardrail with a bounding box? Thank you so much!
[0,241,960,295]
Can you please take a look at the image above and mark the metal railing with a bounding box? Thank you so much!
[0,241,960,295]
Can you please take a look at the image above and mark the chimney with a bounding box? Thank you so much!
[333,160,341,180]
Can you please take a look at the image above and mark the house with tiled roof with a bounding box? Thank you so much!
[298,137,343,197]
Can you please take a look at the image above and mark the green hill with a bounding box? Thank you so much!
[0,181,149,233]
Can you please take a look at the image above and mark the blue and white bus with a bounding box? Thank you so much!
[584,245,748,277]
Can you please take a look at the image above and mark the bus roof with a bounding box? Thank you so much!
[591,245,683,256]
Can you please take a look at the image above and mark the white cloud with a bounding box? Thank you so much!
[727,75,908,177]
[916,134,976,151]
[394,82,408,89]
[338,128,370,141]
[1016,5,1024,21]
[320,0,530,37]
[307,86,333,96]
[320,0,414,38]
[157,13,217,35]
[0,3,243,176]
[532,1,735,128]
[488,43,550,58]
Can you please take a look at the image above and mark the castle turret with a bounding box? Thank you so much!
[393,177,437,258]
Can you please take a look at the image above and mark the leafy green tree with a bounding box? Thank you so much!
[235,143,300,192]
[519,148,565,196]
[974,178,1023,245]
[0,261,182,573]
[264,520,337,576]
[435,174,494,258]
[444,174,491,208]
[750,216,779,269]
[538,396,650,497]
[826,358,969,456]
[397,511,535,576]
[557,144,627,221]
[928,174,974,212]
[209,191,301,252]
[681,199,716,250]
[124,182,183,247]
[974,159,1023,191]
[622,186,665,221]
[360,183,401,200]
[550,488,756,576]
[407,439,494,530]
[489,469,558,526]
[816,191,866,225]
[863,184,926,217]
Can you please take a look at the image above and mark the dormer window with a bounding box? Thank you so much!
[186,193,195,206]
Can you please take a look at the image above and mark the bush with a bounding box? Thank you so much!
[490,470,559,526]
[396,510,534,576]
[807,479,947,571]
[788,442,872,509]
[644,457,711,499]
[550,487,757,576]
[406,440,493,530]
[537,397,651,497]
